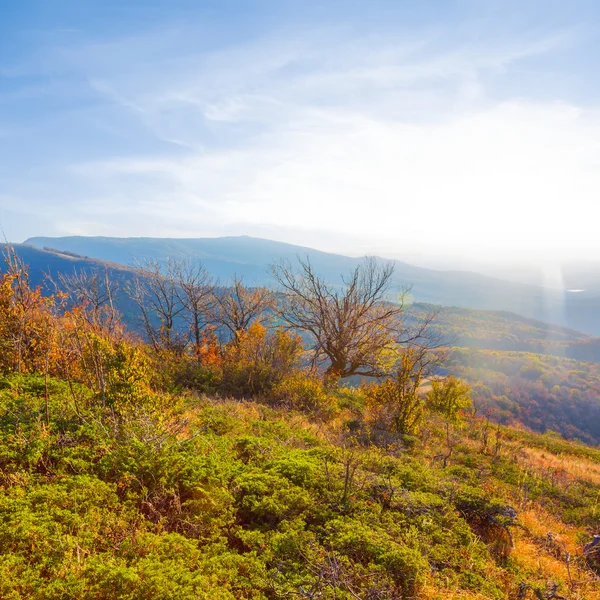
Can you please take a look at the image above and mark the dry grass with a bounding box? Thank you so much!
[519,446,600,487]
[510,507,600,599]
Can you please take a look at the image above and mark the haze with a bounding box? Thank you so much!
[1,0,600,269]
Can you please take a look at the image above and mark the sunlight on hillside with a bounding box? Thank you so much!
[2,1,600,598]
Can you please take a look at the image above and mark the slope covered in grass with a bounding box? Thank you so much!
[0,374,599,599]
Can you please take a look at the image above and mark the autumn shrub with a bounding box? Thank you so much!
[425,376,472,422]
[366,379,423,439]
[149,327,224,394]
[152,352,222,395]
[271,371,338,419]
[0,268,60,376]
[220,322,303,398]
[365,351,430,443]
[100,339,154,410]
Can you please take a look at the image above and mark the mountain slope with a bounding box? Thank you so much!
[0,244,143,324]
[3,243,135,287]
[447,347,600,444]
[5,242,600,445]
[2,371,600,599]
[25,235,600,335]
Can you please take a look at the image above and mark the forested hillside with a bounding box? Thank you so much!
[448,348,600,444]
[0,248,600,598]
[407,304,598,358]
[406,303,600,362]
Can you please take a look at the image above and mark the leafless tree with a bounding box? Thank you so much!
[172,259,215,360]
[58,268,120,333]
[271,256,442,382]
[127,258,186,353]
[209,275,275,345]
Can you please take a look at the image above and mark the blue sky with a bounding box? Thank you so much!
[1,0,600,266]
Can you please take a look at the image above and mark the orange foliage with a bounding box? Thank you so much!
[0,270,62,375]
[194,325,223,366]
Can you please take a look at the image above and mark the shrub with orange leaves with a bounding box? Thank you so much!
[0,268,63,376]
[195,325,223,366]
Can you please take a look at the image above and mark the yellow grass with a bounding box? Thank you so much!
[511,507,600,599]
[519,446,600,487]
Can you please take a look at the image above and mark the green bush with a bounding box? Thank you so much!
[271,372,338,419]
[0,370,593,599]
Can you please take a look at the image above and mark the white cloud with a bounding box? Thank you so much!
[5,19,600,264]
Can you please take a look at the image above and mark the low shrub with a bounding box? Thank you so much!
[271,372,338,419]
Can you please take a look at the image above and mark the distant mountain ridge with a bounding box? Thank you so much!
[22,235,600,335]
[5,243,134,285]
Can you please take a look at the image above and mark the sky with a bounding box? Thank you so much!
[1,0,600,269]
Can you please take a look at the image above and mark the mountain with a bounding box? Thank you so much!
[0,244,143,324]
[3,243,135,287]
[407,303,600,357]
[25,235,600,335]
[6,243,594,351]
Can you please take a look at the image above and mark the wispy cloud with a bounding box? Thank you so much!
[1,3,597,264]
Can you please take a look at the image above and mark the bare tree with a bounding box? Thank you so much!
[209,275,275,345]
[58,268,120,332]
[127,258,186,353]
[172,259,214,360]
[271,256,439,382]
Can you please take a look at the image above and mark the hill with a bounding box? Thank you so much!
[6,243,600,446]
[408,303,600,361]
[1,244,600,597]
[447,348,600,444]
[1,372,600,598]
[9,244,598,358]
[25,235,600,335]
[2,243,136,289]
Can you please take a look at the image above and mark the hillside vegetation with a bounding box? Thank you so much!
[5,244,600,445]
[401,305,600,444]
[407,304,597,359]
[1,248,600,598]
[447,348,600,445]
[2,373,600,599]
